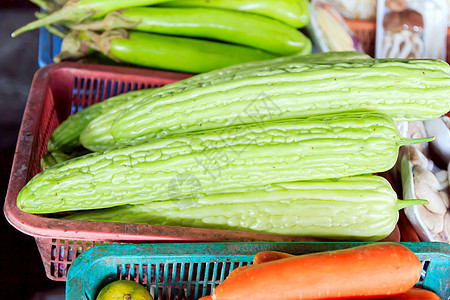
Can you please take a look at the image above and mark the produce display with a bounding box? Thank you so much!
[15,51,450,242]
[5,0,450,297]
[12,0,312,73]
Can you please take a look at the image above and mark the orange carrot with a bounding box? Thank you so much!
[252,251,294,264]
[227,251,295,279]
[197,296,213,300]
[377,288,441,299]
[227,265,252,279]
[213,243,422,300]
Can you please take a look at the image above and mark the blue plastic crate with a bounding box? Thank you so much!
[38,26,62,68]
[66,242,449,300]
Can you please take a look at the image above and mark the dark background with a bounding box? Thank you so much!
[1,1,65,298]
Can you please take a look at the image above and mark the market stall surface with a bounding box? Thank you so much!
[0,2,65,299]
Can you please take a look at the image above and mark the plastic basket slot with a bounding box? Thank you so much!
[416,259,431,288]
[132,264,140,282]
[202,262,211,296]
[142,264,148,284]
[49,261,64,278]
[71,76,83,113]
[185,262,195,298]
[59,245,65,261]
[153,263,162,299]
[58,262,65,278]
[162,263,169,297]
[117,264,122,280]
[217,262,226,283]
[194,262,205,297]
[124,264,131,280]
[67,246,73,262]
[170,263,181,299]
[51,244,56,260]
[209,262,220,293]
[50,262,55,277]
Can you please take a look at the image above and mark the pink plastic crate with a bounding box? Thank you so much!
[5,62,338,281]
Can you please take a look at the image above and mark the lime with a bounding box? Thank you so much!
[96,280,153,300]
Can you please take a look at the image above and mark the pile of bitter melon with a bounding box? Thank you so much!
[17,51,450,241]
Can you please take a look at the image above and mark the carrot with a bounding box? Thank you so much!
[226,265,252,279]
[253,251,295,264]
[377,288,441,299]
[213,243,422,300]
[227,251,295,279]
[197,296,213,300]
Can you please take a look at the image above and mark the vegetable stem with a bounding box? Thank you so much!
[396,199,428,210]
[29,0,50,10]
[11,0,183,37]
[399,136,434,146]
[72,11,137,31]
[12,5,90,37]
[44,25,66,38]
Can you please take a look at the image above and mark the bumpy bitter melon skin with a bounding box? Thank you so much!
[66,175,413,241]
[18,111,426,214]
[80,51,372,151]
[110,58,450,144]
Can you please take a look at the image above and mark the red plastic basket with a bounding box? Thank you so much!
[8,62,371,281]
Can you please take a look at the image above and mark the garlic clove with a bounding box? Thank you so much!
[434,170,449,190]
[409,146,433,170]
[414,166,447,215]
[414,165,442,190]
[438,191,449,209]
[417,205,444,235]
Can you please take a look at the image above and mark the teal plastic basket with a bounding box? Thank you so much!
[66,242,449,300]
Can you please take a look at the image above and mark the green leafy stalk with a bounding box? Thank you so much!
[30,0,52,10]
[396,199,429,210]
[44,25,66,38]
[31,0,67,12]
[399,136,435,146]
[11,0,177,37]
